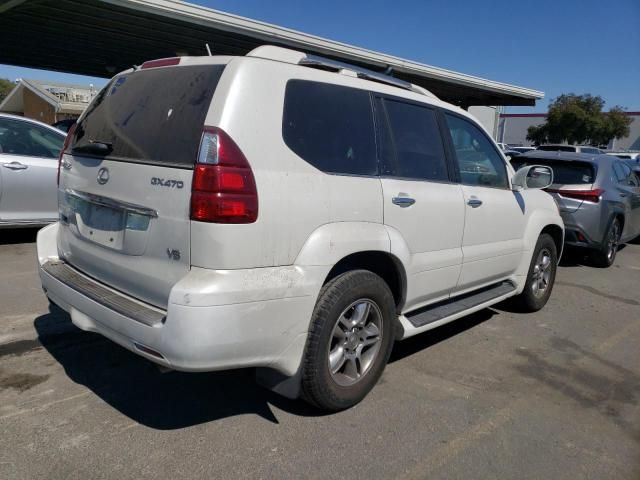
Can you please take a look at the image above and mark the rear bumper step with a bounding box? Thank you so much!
[406,281,516,328]
[42,261,166,327]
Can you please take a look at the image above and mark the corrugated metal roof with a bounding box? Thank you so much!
[0,0,543,107]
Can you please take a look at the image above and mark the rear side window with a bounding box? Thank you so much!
[511,158,596,185]
[380,99,449,181]
[282,80,377,175]
[73,65,225,167]
[445,113,509,188]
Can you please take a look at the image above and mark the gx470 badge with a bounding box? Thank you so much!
[151,177,184,188]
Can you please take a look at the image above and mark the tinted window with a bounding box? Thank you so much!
[381,99,448,181]
[282,80,376,175]
[581,147,600,154]
[73,65,225,167]
[445,114,508,188]
[0,118,64,158]
[614,161,636,186]
[511,158,595,185]
[537,145,577,152]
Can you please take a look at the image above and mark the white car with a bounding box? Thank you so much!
[0,113,66,227]
[606,152,640,161]
[37,46,563,410]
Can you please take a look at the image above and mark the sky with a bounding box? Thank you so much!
[1,0,638,113]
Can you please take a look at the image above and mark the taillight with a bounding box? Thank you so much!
[140,57,181,69]
[546,188,604,203]
[57,122,77,186]
[190,127,258,223]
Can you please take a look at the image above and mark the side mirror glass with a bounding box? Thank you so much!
[512,165,553,190]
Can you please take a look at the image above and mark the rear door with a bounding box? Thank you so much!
[442,112,526,293]
[58,63,226,308]
[0,117,63,222]
[376,96,465,310]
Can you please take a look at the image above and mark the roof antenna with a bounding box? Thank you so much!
[205,43,213,56]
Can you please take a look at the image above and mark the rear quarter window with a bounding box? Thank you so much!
[282,80,377,176]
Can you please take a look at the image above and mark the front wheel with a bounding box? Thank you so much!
[511,233,558,312]
[301,270,396,411]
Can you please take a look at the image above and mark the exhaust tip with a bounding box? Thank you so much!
[133,342,166,360]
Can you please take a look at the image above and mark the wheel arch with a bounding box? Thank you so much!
[323,250,407,312]
[540,223,564,258]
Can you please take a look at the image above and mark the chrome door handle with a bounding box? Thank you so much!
[3,161,28,170]
[392,196,416,207]
[467,198,483,207]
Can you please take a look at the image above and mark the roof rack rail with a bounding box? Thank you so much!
[300,54,413,92]
[246,45,435,97]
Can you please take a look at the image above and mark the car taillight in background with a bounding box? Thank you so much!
[57,122,77,186]
[190,127,258,223]
[546,188,604,203]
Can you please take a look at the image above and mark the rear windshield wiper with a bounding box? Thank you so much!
[72,139,113,156]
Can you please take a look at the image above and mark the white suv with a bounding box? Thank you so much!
[37,46,563,410]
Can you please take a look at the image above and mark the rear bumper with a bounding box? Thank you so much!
[560,208,607,249]
[37,223,325,376]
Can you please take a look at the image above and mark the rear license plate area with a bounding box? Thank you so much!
[73,199,125,249]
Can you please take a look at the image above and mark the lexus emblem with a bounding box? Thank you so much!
[97,167,110,185]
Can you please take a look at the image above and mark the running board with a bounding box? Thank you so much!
[405,281,516,328]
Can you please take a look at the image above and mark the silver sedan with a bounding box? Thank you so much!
[513,151,640,267]
[0,114,66,228]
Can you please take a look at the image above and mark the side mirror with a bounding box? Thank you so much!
[512,165,553,190]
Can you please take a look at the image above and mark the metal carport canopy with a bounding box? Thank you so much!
[0,0,543,107]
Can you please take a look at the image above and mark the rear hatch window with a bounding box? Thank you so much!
[512,158,595,185]
[72,65,225,167]
[512,158,596,213]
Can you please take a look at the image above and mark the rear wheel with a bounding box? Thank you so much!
[590,218,621,268]
[511,233,558,312]
[301,270,396,411]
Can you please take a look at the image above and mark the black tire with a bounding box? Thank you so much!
[590,217,621,268]
[301,270,396,411]
[511,233,558,312]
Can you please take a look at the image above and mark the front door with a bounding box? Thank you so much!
[442,112,526,294]
[0,117,64,222]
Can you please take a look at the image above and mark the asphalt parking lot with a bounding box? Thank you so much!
[0,229,639,479]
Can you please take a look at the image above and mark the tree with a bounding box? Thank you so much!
[0,78,15,104]
[526,94,633,146]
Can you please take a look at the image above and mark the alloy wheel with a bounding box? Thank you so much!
[607,221,620,262]
[531,248,553,298]
[328,299,383,387]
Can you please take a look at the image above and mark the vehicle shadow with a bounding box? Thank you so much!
[0,227,40,245]
[33,305,323,429]
[35,304,497,429]
[559,244,628,268]
[390,308,496,363]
